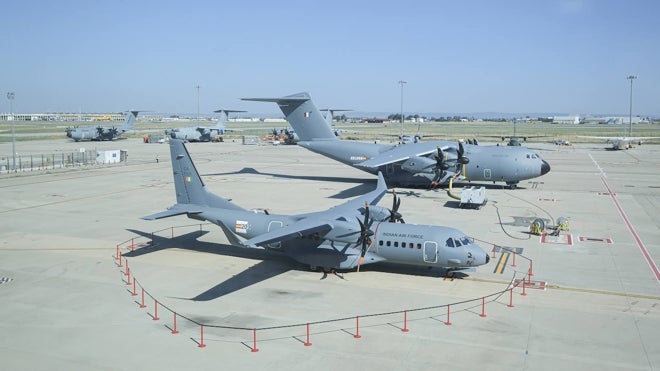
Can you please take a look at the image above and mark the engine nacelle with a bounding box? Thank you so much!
[400,156,436,174]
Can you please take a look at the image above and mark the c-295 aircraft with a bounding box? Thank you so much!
[66,110,139,141]
[143,139,490,274]
[165,109,245,142]
[243,92,550,188]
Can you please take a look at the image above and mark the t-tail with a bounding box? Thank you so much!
[243,92,337,141]
[212,109,246,132]
[118,110,140,131]
[142,139,245,220]
[320,108,352,127]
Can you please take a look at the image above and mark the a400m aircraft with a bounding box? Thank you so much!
[143,139,490,274]
[243,92,551,188]
[66,110,140,141]
[165,109,245,142]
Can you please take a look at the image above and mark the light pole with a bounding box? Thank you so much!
[7,92,15,170]
[195,84,201,120]
[398,80,407,140]
[626,75,637,137]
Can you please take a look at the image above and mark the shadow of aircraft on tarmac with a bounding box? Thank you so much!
[124,228,465,301]
[203,167,375,199]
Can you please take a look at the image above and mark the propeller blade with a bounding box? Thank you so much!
[457,141,469,165]
[388,190,404,223]
[356,201,375,271]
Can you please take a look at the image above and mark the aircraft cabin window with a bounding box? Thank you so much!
[386,241,391,247]
[394,242,399,247]
[446,238,455,248]
[417,243,422,249]
[379,240,383,246]
[409,243,414,249]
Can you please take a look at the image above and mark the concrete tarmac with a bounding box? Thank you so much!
[1,138,659,370]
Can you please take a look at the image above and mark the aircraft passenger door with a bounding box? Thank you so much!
[267,221,283,249]
[484,169,491,180]
[423,241,438,263]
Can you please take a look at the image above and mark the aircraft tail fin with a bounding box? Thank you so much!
[119,110,140,131]
[320,108,352,127]
[212,109,246,130]
[243,92,337,141]
[167,139,245,211]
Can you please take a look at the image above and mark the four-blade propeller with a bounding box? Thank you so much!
[432,142,470,186]
[388,190,405,223]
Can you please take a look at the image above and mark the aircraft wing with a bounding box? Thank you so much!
[245,172,389,247]
[578,136,620,140]
[578,136,660,141]
[355,143,447,169]
[244,219,333,247]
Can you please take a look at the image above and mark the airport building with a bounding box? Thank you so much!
[0,113,163,122]
[551,115,582,124]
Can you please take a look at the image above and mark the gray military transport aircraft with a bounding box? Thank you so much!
[142,139,490,274]
[165,109,245,142]
[65,110,139,141]
[578,134,660,150]
[243,92,550,188]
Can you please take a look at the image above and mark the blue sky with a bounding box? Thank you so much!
[2,0,659,116]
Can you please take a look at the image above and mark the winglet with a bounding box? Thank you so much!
[375,171,387,198]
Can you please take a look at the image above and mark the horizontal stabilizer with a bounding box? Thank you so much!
[213,109,247,113]
[242,92,311,103]
[141,204,204,220]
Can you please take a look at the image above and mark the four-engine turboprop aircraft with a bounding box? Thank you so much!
[143,139,490,274]
[243,92,550,188]
[165,109,245,142]
[66,110,139,141]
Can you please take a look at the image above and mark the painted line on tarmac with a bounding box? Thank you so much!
[493,252,510,274]
[589,153,607,177]
[464,277,660,301]
[601,177,660,286]
[1,247,113,251]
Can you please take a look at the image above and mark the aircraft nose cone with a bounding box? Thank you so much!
[541,160,551,175]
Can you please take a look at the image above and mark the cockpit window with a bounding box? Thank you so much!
[446,238,455,248]
[460,236,471,245]
[454,239,462,247]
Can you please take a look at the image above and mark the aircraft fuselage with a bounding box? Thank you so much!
[298,140,550,187]
[66,126,124,141]
[192,206,489,271]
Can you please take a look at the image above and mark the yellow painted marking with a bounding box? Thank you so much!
[493,252,510,274]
